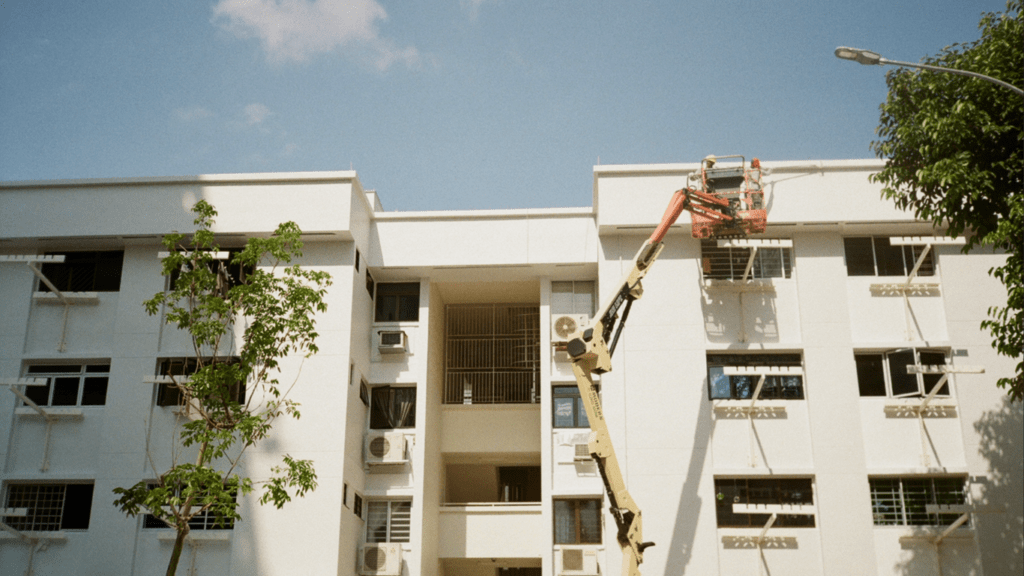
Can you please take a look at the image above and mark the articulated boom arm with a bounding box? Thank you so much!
[565,182,747,576]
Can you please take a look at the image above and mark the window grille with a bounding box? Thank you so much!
[444,304,540,404]
[4,483,94,531]
[37,251,124,292]
[714,478,815,528]
[869,477,968,526]
[366,500,411,543]
[701,240,792,280]
[142,483,237,530]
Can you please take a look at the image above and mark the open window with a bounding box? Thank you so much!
[844,237,934,277]
[714,477,815,528]
[3,482,94,531]
[166,248,252,291]
[36,251,124,292]
[855,349,949,398]
[369,386,416,429]
[22,363,109,407]
[153,358,245,408]
[142,482,237,530]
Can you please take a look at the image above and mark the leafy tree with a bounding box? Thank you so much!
[870,0,1023,400]
[113,201,331,575]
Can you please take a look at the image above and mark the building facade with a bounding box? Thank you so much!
[0,160,1020,576]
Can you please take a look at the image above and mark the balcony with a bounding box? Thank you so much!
[438,503,544,558]
[444,304,540,405]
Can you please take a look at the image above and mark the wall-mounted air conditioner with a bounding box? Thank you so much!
[573,443,592,462]
[365,432,407,465]
[358,543,402,576]
[552,314,588,342]
[559,548,599,575]
[377,331,408,354]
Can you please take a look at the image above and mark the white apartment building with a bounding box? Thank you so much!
[0,159,1020,576]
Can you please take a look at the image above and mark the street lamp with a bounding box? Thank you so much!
[834,46,1024,95]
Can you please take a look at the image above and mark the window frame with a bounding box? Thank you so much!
[713,477,816,528]
[869,476,968,527]
[369,385,417,430]
[553,385,592,429]
[553,498,602,545]
[22,363,110,407]
[706,354,804,400]
[700,240,793,281]
[141,482,238,530]
[3,482,95,531]
[365,499,411,543]
[154,357,246,408]
[843,237,935,277]
[854,348,950,398]
[167,248,253,292]
[374,282,420,323]
[551,281,596,316]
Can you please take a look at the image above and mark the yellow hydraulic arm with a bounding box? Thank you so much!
[565,181,743,576]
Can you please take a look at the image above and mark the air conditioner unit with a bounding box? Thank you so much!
[358,543,402,576]
[573,443,592,462]
[552,314,588,342]
[365,432,407,465]
[559,548,599,576]
[378,331,408,354]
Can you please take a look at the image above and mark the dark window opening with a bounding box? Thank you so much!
[4,483,94,531]
[554,499,602,544]
[355,249,361,272]
[38,251,124,292]
[24,364,110,407]
[168,249,253,291]
[714,478,815,528]
[142,483,237,530]
[701,240,792,280]
[155,358,245,407]
[354,494,363,518]
[843,237,935,277]
[870,477,968,526]
[855,349,949,398]
[375,282,419,322]
[498,467,541,503]
[369,386,416,429]
[707,354,804,400]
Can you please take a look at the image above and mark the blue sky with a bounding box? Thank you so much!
[0,0,1010,211]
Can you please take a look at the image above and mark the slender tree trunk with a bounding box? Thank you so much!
[166,526,188,576]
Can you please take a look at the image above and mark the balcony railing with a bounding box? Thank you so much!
[445,304,539,405]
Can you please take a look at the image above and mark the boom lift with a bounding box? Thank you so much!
[565,156,766,576]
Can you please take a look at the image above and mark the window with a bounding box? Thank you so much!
[354,494,363,518]
[365,500,411,543]
[168,249,253,291]
[23,364,109,407]
[844,237,934,277]
[369,386,416,429]
[366,271,375,297]
[343,483,349,508]
[38,251,124,292]
[554,498,602,544]
[355,249,361,272]
[4,483,94,531]
[142,483,237,530]
[855,349,949,398]
[870,477,968,526]
[707,354,803,400]
[553,385,591,428]
[498,467,541,503]
[551,281,595,315]
[701,240,792,280]
[359,380,371,407]
[155,358,246,407]
[714,478,815,528]
[374,282,419,322]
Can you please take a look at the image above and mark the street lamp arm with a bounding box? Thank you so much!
[834,46,1024,96]
[879,57,1024,96]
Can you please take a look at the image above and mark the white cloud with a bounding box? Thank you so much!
[245,103,272,125]
[175,106,215,121]
[212,0,420,69]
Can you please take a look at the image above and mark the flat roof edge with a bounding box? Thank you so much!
[0,170,361,189]
[374,206,594,221]
[593,159,885,176]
